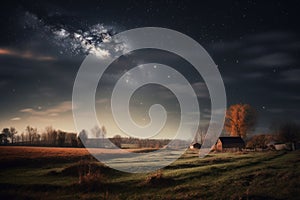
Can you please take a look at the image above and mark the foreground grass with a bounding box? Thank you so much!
[0,147,299,200]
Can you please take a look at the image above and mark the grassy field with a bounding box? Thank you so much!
[0,146,299,200]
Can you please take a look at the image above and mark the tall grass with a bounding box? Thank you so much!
[77,159,107,192]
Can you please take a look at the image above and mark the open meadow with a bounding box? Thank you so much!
[0,146,299,200]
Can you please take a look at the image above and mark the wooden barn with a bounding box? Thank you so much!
[215,137,245,152]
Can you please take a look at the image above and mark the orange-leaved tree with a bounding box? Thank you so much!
[225,104,257,138]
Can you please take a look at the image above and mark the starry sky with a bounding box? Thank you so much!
[0,0,299,137]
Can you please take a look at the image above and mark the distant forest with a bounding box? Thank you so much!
[0,125,183,149]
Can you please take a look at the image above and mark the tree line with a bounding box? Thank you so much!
[0,126,79,147]
[0,125,173,148]
[1,103,299,149]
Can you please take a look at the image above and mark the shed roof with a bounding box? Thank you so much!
[191,142,201,149]
[218,137,245,148]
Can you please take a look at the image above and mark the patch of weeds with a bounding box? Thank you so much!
[142,170,174,187]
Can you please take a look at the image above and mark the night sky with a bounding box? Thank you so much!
[0,0,299,137]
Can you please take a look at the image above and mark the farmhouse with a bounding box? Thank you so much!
[215,137,245,152]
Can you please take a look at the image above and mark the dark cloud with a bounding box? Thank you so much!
[244,53,295,67]
[280,69,300,83]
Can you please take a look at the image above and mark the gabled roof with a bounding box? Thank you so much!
[218,137,245,148]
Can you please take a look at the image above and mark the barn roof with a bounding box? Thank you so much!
[218,137,245,148]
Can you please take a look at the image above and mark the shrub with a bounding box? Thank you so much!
[77,160,107,192]
[143,170,173,186]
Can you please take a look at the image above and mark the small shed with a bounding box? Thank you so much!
[274,143,289,151]
[215,137,245,152]
[190,142,201,149]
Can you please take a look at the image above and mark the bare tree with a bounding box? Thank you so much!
[15,134,21,143]
[57,130,66,146]
[91,125,107,139]
[9,127,17,144]
[44,126,58,145]
[20,132,25,143]
[41,132,47,144]
[51,130,58,145]
[91,125,102,138]
[25,126,38,144]
[45,126,54,145]
[101,126,107,138]
[225,104,257,138]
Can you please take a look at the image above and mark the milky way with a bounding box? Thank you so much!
[53,24,128,59]
[24,11,128,59]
